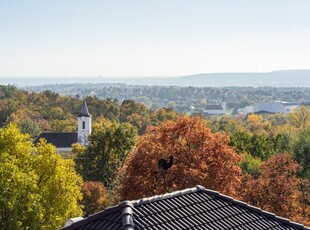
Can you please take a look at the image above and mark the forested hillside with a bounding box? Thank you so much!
[0,85,178,135]
[26,83,310,112]
[0,84,309,228]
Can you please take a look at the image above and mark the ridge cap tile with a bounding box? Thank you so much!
[288,221,310,229]
[215,194,234,202]
[195,185,205,190]
[132,187,199,207]
[202,187,220,195]
[244,204,262,213]
[260,210,276,218]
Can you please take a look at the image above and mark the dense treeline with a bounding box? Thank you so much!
[0,85,309,228]
[27,83,310,112]
[0,85,178,135]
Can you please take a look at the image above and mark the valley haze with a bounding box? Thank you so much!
[1,70,310,87]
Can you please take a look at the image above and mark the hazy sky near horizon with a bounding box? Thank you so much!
[1,0,310,77]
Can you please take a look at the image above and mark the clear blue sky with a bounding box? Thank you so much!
[1,0,310,77]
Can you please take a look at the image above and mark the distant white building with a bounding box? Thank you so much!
[35,101,92,152]
[243,101,301,115]
[204,96,226,115]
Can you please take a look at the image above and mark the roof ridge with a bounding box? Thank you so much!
[119,201,135,230]
[131,185,201,206]
[200,187,309,230]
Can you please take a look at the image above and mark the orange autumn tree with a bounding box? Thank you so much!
[119,116,242,200]
[240,154,308,225]
[80,181,108,217]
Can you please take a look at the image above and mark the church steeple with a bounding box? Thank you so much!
[78,101,91,117]
[78,101,91,145]
[221,94,226,112]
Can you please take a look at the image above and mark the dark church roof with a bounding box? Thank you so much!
[35,132,77,148]
[254,110,275,115]
[62,185,309,230]
[205,105,223,110]
[78,101,91,117]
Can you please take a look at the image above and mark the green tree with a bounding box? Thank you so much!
[74,120,137,189]
[230,131,274,160]
[150,107,179,126]
[19,119,41,137]
[49,115,77,132]
[218,116,244,135]
[0,124,82,230]
[272,132,292,153]
[240,152,262,177]
[293,129,310,178]
[120,99,150,134]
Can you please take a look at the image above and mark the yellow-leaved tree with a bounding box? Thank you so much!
[0,123,83,230]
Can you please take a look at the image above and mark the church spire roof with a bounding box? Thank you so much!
[78,101,91,117]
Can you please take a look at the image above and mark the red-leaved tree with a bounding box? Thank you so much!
[240,153,309,225]
[119,116,242,200]
[81,181,108,216]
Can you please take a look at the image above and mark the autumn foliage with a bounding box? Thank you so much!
[0,124,82,229]
[81,181,108,217]
[120,116,242,200]
[240,154,309,225]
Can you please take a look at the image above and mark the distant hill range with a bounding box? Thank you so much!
[1,69,310,87]
[177,70,310,87]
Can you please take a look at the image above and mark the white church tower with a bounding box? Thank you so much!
[221,95,227,112]
[78,101,91,145]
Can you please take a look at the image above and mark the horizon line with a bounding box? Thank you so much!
[1,68,310,78]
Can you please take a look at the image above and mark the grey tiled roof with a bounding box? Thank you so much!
[62,185,309,230]
[35,132,77,148]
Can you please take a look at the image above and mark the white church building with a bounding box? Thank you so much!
[35,101,92,152]
[204,95,227,115]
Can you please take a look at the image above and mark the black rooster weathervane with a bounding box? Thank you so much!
[158,155,173,171]
[153,155,174,193]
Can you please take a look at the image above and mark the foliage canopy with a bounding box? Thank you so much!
[74,119,137,189]
[0,124,83,229]
[120,116,242,200]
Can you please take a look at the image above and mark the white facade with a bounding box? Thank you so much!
[204,96,226,115]
[77,101,92,145]
[221,101,226,111]
[255,102,286,114]
[243,101,301,115]
[56,147,72,153]
[204,109,226,115]
[78,116,91,145]
[243,106,254,115]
